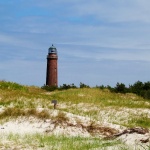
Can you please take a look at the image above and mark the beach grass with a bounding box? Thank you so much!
[0,81,149,149]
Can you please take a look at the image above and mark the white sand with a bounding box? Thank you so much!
[0,109,149,149]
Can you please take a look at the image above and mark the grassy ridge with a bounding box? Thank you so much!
[51,88,150,108]
[0,81,150,127]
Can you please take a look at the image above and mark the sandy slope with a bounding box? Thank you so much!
[0,109,149,149]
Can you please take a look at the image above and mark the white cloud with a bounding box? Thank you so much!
[72,0,150,23]
[58,44,150,63]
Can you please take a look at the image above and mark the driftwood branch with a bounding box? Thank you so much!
[106,127,149,142]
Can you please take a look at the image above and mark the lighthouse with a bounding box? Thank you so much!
[46,44,58,86]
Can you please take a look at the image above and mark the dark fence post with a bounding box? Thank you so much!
[51,100,57,109]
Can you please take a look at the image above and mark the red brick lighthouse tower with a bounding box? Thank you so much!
[46,44,58,86]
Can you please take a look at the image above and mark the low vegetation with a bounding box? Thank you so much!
[0,133,124,150]
[0,107,50,120]
[42,81,150,100]
[0,80,150,149]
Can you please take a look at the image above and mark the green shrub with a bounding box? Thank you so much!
[143,90,150,100]
[114,82,127,93]
[59,83,77,90]
[41,85,58,91]
[80,82,90,88]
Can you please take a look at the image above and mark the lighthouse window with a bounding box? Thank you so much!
[51,49,56,53]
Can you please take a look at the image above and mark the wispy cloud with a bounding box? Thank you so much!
[72,0,150,23]
[0,0,150,86]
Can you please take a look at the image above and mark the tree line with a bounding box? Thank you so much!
[41,81,150,100]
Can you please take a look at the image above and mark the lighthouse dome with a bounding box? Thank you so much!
[48,44,57,54]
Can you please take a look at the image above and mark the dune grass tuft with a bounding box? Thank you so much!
[0,107,50,119]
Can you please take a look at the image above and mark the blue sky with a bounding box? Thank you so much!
[0,0,150,87]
